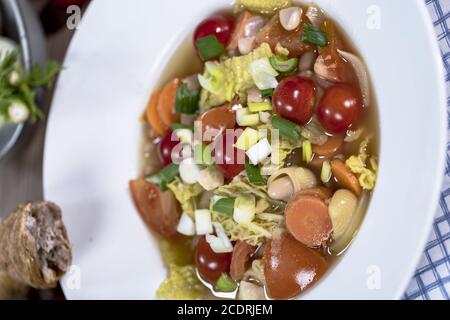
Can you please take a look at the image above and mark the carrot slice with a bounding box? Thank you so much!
[331,159,362,196]
[312,134,344,157]
[295,187,333,201]
[145,90,166,136]
[230,241,256,281]
[285,195,333,247]
[157,78,181,128]
[227,11,253,51]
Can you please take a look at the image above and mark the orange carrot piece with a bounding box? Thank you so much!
[285,195,333,247]
[157,78,181,128]
[330,159,362,196]
[146,90,166,136]
[312,134,344,157]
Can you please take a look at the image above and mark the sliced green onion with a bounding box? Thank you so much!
[145,163,179,191]
[321,160,332,183]
[302,140,313,163]
[233,195,256,225]
[216,273,237,292]
[301,23,329,47]
[245,161,265,186]
[249,58,279,90]
[236,108,260,127]
[269,55,299,73]
[175,83,199,114]
[261,88,274,98]
[212,197,236,216]
[194,143,214,166]
[195,35,226,61]
[234,127,260,151]
[248,101,272,113]
[170,123,194,131]
[271,115,301,143]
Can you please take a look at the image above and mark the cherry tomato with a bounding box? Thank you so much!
[264,233,328,299]
[194,15,234,50]
[158,131,180,166]
[213,131,245,179]
[199,104,236,142]
[317,84,363,133]
[272,76,316,125]
[129,179,181,239]
[195,236,232,283]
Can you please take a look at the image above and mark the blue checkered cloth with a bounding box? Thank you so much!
[403,0,450,301]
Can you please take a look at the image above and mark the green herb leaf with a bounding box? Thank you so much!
[27,61,62,88]
[175,83,199,114]
[0,49,61,125]
[245,161,265,186]
[195,35,226,61]
[301,23,329,47]
[212,197,235,216]
[215,273,237,292]
[271,115,301,143]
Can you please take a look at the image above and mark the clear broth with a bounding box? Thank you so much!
[143,7,380,299]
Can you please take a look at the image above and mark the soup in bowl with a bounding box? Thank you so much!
[130,0,379,300]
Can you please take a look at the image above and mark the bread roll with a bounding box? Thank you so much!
[0,201,72,298]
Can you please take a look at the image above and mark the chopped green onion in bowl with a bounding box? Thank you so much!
[269,55,299,73]
[212,197,236,216]
[175,83,200,114]
[301,23,329,47]
[216,273,237,292]
[271,115,301,143]
[245,161,265,186]
[261,88,274,98]
[321,160,332,183]
[302,140,313,163]
[195,35,226,61]
[170,123,194,131]
[146,163,179,191]
[248,101,272,113]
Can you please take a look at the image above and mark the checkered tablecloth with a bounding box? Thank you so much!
[403,0,450,301]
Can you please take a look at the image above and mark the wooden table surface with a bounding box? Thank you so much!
[0,0,79,219]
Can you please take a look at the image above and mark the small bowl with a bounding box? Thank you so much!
[0,0,46,159]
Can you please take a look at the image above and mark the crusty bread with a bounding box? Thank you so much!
[0,201,72,294]
[0,271,29,299]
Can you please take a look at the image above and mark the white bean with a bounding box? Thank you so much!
[328,189,358,240]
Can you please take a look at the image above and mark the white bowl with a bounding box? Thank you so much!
[44,0,447,299]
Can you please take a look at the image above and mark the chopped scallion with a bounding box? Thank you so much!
[245,161,265,186]
[216,273,237,292]
[321,160,332,183]
[269,55,299,73]
[271,115,301,143]
[170,123,194,131]
[302,140,313,163]
[301,23,329,47]
[261,88,274,98]
[145,163,179,191]
[212,197,236,216]
[248,101,272,113]
[175,83,199,114]
[194,144,214,166]
[195,35,226,61]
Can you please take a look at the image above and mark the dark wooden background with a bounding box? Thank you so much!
[0,0,89,299]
